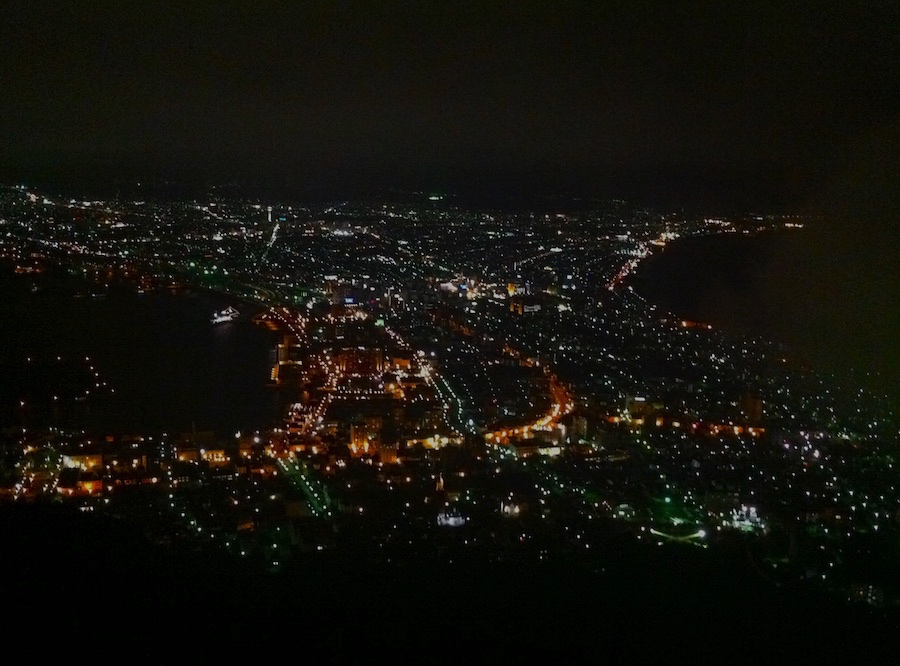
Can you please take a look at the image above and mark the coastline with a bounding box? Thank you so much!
[627,227,900,410]
[0,267,282,436]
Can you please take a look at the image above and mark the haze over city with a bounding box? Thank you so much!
[1,2,897,211]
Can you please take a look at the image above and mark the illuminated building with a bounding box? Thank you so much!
[335,346,384,374]
[509,295,542,315]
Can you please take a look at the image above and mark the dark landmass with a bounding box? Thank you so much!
[3,503,895,661]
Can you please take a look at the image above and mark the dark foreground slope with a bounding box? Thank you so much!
[2,503,896,662]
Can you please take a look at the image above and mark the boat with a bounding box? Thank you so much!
[212,306,240,324]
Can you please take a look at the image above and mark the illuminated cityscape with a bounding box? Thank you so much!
[2,1,898,657]
[2,183,898,652]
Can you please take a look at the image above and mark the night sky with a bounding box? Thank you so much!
[2,1,899,214]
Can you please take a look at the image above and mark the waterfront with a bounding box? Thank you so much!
[0,269,282,436]
[2,188,899,647]
[631,225,900,410]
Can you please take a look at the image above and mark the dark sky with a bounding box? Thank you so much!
[1,1,899,212]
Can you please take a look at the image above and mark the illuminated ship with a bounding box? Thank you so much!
[211,306,239,324]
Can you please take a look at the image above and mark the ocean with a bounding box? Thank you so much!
[0,268,283,436]
[630,225,900,409]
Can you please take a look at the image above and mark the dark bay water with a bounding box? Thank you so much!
[631,227,900,407]
[0,270,283,436]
